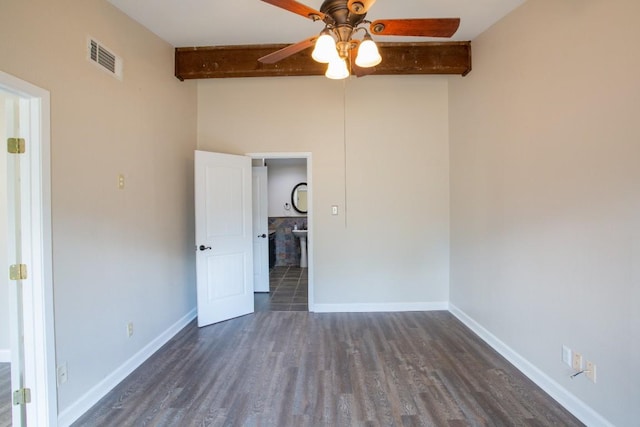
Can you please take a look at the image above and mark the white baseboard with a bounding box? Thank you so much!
[449,304,613,427]
[313,301,449,313]
[57,308,197,427]
[0,349,10,363]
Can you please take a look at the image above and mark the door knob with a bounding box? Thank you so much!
[258,234,266,238]
[199,245,212,251]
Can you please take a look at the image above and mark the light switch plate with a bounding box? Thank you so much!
[562,345,572,367]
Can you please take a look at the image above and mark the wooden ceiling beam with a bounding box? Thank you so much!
[174,41,471,80]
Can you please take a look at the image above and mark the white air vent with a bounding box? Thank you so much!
[88,38,122,79]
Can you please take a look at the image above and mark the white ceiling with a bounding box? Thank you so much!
[107,0,526,47]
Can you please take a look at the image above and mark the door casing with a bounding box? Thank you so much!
[0,70,57,426]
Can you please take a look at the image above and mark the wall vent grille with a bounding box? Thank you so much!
[88,38,122,79]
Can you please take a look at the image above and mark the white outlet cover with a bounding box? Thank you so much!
[57,363,68,385]
[586,361,597,383]
[572,352,583,371]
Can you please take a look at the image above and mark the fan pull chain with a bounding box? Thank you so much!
[343,78,348,228]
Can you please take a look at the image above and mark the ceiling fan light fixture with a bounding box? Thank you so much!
[325,57,349,80]
[312,32,338,64]
[258,0,461,78]
[355,34,382,68]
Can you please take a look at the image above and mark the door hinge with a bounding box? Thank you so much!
[7,137,26,154]
[13,388,31,405]
[9,264,28,281]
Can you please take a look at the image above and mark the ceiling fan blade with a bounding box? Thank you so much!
[347,0,376,14]
[260,0,325,21]
[370,18,461,38]
[258,36,318,64]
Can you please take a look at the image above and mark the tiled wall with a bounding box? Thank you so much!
[269,217,307,267]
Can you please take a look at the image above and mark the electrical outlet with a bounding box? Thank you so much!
[118,173,125,190]
[331,205,339,215]
[586,360,597,383]
[572,352,583,371]
[562,345,572,367]
[127,322,134,338]
[57,363,68,385]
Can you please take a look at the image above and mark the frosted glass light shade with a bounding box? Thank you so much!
[312,34,338,63]
[325,58,349,80]
[355,39,382,68]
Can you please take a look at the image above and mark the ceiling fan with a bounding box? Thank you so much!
[258,0,461,79]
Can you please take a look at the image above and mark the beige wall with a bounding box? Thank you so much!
[449,0,640,424]
[198,76,451,307]
[0,0,197,415]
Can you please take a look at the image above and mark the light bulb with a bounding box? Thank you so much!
[325,58,350,80]
[355,38,382,68]
[312,33,338,64]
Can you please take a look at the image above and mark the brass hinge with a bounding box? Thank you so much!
[9,264,28,281]
[13,388,31,405]
[7,138,26,154]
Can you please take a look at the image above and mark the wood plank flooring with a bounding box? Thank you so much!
[73,312,583,426]
[0,363,10,427]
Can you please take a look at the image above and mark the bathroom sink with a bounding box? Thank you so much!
[292,229,307,237]
[292,230,308,268]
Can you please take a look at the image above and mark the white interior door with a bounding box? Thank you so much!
[252,166,269,292]
[5,93,27,427]
[195,151,254,327]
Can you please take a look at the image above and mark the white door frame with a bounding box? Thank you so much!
[0,70,57,426]
[247,152,314,311]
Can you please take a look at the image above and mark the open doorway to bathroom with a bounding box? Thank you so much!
[251,156,311,312]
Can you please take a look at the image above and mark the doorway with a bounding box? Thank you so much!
[249,153,313,312]
[0,71,56,426]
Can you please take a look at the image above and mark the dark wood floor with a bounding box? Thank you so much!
[73,311,583,426]
[0,363,10,427]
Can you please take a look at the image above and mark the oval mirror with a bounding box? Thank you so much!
[291,182,308,214]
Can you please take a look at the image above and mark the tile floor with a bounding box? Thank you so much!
[254,266,308,312]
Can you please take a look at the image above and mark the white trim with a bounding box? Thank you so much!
[0,70,56,427]
[449,304,614,427]
[57,308,197,427]
[314,301,449,313]
[0,349,10,363]
[246,152,315,311]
